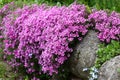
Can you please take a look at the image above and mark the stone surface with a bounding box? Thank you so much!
[98,56,120,80]
[69,30,100,79]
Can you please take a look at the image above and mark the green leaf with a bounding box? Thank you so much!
[117,68,120,73]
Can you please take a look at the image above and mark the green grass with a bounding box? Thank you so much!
[78,0,120,12]
[0,61,18,80]
[1,0,120,12]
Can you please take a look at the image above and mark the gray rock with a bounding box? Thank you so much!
[69,30,100,79]
[98,56,120,80]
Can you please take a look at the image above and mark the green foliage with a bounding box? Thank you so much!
[95,40,120,68]
[77,0,120,12]
[1,0,120,12]
[95,0,120,12]
[0,63,6,78]
[0,62,18,79]
[0,48,3,59]
[24,76,29,80]
[57,61,70,80]
[0,0,13,8]
[117,68,120,73]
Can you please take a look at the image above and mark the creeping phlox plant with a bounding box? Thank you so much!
[0,3,89,79]
[89,10,120,43]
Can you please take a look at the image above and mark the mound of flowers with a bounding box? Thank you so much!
[0,3,89,79]
[89,10,120,42]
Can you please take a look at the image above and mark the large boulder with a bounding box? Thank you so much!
[69,30,100,79]
[98,56,120,80]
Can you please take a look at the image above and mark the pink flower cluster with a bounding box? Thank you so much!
[1,3,89,78]
[89,10,120,42]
